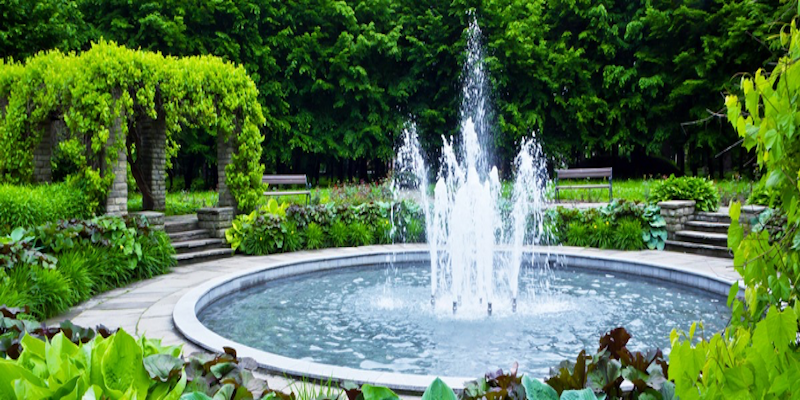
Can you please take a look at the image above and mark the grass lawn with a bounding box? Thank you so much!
[129,178,759,215]
[550,178,757,205]
[128,191,218,215]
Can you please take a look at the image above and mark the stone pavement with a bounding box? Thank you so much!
[49,244,739,396]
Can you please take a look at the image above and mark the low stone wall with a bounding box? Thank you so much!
[129,211,165,231]
[197,207,234,238]
[659,200,696,240]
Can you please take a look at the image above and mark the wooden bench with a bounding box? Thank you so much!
[554,167,613,202]
[262,174,311,205]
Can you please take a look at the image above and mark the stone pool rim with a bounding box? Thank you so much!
[173,245,738,393]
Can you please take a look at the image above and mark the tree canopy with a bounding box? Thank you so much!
[0,0,793,181]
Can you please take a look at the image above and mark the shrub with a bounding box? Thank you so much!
[305,223,326,249]
[135,230,176,280]
[588,219,614,249]
[0,216,174,319]
[54,250,95,304]
[612,218,645,250]
[348,222,373,246]
[329,220,349,247]
[648,175,720,212]
[0,182,92,234]
[746,181,781,208]
[282,222,304,252]
[565,222,590,247]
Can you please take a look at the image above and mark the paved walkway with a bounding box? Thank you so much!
[49,244,739,395]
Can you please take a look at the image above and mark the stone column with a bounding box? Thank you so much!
[137,114,167,211]
[104,120,128,216]
[659,200,696,240]
[197,207,234,238]
[32,119,64,183]
[217,134,236,209]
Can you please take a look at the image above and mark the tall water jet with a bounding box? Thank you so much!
[395,17,549,315]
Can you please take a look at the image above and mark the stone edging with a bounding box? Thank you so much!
[173,245,740,393]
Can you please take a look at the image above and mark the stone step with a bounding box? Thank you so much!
[684,220,730,234]
[165,217,199,234]
[174,248,233,266]
[675,230,729,247]
[692,211,731,224]
[666,240,733,259]
[168,229,211,243]
[172,238,227,254]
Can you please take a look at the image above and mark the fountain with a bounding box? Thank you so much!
[394,18,549,315]
[177,16,733,390]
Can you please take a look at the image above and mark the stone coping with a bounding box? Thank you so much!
[172,245,741,393]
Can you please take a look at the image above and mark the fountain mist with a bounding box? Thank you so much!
[395,18,549,315]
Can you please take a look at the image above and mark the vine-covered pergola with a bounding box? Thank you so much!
[0,42,266,214]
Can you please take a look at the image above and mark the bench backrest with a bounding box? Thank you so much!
[262,174,308,186]
[555,167,612,180]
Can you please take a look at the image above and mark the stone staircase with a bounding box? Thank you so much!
[166,214,232,265]
[666,211,732,259]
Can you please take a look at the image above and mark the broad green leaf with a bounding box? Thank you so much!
[559,388,597,400]
[17,334,48,378]
[179,392,213,400]
[729,202,741,222]
[522,375,558,400]
[212,383,235,400]
[46,333,83,384]
[143,354,184,382]
[727,282,739,308]
[361,384,400,400]
[421,378,457,400]
[0,358,48,398]
[98,329,150,397]
[765,306,797,352]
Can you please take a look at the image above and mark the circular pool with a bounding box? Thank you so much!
[173,247,734,392]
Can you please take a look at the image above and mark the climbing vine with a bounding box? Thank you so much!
[0,41,265,212]
[669,12,800,399]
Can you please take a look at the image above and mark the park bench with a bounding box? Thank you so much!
[262,174,311,205]
[554,167,613,202]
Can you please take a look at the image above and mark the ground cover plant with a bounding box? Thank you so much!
[0,215,175,319]
[549,200,667,251]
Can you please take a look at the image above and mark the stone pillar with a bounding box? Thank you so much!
[659,200,696,240]
[129,211,165,231]
[197,207,234,238]
[217,134,236,209]
[137,115,167,211]
[32,119,64,183]
[104,125,128,216]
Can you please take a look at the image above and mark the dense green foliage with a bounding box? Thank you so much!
[550,201,667,251]
[666,13,800,399]
[226,198,423,256]
[0,183,92,235]
[0,310,292,399]
[648,176,721,212]
[0,216,175,319]
[0,41,265,212]
[0,0,789,180]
